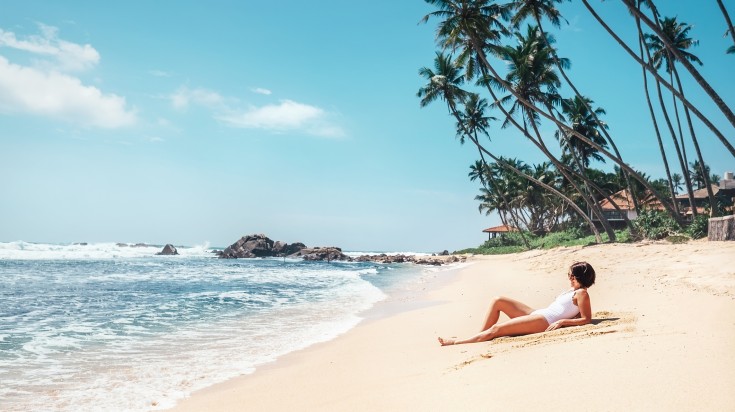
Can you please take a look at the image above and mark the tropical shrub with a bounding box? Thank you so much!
[685,215,709,239]
[634,210,681,240]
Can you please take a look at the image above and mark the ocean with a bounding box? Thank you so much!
[0,241,452,411]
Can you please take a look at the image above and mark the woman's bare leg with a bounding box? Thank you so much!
[479,296,535,331]
[438,315,549,346]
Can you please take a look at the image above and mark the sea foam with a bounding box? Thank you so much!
[0,242,430,412]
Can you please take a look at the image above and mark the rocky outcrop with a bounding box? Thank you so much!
[354,253,466,266]
[219,234,306,259]
[218,234,465,265]
[288,247,351,262]
[156,244,179,255]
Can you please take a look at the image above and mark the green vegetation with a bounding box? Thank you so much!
[418,1,734,248]
[458,211,709,255]
[457,229,613,255]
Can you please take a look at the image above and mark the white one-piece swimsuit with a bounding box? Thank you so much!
[531,289,580,324]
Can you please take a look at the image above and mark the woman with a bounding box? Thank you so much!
[438,261,596,346]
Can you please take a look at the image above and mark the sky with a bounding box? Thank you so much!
[1,1,733,252]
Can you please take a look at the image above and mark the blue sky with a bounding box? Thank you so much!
[1,1,733,252]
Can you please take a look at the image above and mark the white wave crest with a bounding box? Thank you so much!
[0,241,214,260]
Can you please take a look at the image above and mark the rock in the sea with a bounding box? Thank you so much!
[219,234,306,259]
[288,246,352,262]
[156,244,179,255]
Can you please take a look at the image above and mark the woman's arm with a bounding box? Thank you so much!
[545,289,592,331]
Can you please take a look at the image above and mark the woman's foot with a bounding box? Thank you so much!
[438,337,455,346]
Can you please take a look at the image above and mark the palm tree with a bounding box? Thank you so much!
[580,0,735,157]
[628,2,681,219]
[461,95,531,248]
[417,52,469,114]
[417,52,592,242]
[495,25,617,240]
[423,0,685,226]
[554,96,608,173]
[689,160,711,190]
[623,0,735,130]
[645,15,718,216]
[509,0,634,196]
[671,173,683,195]
[643,16,698,217]
[510,0,567,29]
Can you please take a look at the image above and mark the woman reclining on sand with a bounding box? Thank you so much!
[438,261,595,346]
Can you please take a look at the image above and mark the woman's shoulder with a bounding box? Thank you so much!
[574,288,589,297]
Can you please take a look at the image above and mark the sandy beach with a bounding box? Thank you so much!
[172,240,735,411]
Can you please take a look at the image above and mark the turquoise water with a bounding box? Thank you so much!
[0,242,433,411]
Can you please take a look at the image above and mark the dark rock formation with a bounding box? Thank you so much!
[156,244,179,255]
[218,234,466,265]
[354,253,465,266]
[288,246,352,262]
[219,234,306,259]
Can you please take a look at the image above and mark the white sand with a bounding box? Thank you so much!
[171,240,735,411]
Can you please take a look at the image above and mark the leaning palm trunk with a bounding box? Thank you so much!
[635,20,681,218]
[622,0,735,129]
[645,40,697,217]
[525,114,617,241]
[476,56,615,240]
[465,131,603,242]
[471,139,532,248]
[468,38,682,224]
[717,0,735,48]
[673,67,717,215]
[532,107,618,240]
[534,21,642,216]
[547,113,636,233]
[446,96,598,242]
[581,0,735,157]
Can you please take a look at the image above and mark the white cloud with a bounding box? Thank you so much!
[0,23,99,72]
[171,86,225,110]
[218,100,345,138]
[0,56,137,128]
[252,87,272,95]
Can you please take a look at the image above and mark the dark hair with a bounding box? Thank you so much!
[570,261,596,288]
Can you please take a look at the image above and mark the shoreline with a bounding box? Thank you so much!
[163,259,471,409]
[171,241,735,411]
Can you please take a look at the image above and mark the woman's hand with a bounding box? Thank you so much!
[545,320,564,331]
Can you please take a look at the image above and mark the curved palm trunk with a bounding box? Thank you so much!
[444,97,600,239]
[636,22,681,218]
[534,20,642,216]
[548,113,636,232]
[654,80,696,215]
[472,138,532,248]
[623,0,735,128]
[717,0,735,48]
[628,2,735,129]
[669,70,690,179]
[539,107,618,240]
[673,66,718,216]
[469,37,683,224]
[466,132,603,242]
[581,0,735,157]
[525,115,616,241]
[644,37,697,217]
